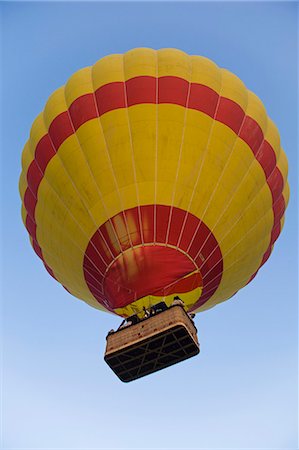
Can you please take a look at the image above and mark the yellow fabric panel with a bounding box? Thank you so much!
[35,196,88,280]
[92,54,123,90]
[246,90,268,134]
[64,66,93,106]
[115,286,202,318]
[29,113,48,150]
[21,204,27,227]
[190,55,221,91]
[171,110,214,207]
[64,285,107,312]
[19,141,33,201]
[99,108,138,204]
[56,135,106,213]
[276,147,288,182]
[35,174,106,311]
[43,87,68,128]
[21,140,34,174]
[123,48,157,79]
[219,200,272,274]
[280,215,285,233]
[189,181,272,306]
[282,182,290,208]
[122,104,156,203]
[157,48,191,79]
[39,145,97,238]
[75,120,119,198]
[220,69,247,110]
[196,234,272,313]
[34,134,103,294]
[264,118,281,161]
[187,129,272,228]
[155,104,191,207]
[19,141,37,228]
[19,172,27,201]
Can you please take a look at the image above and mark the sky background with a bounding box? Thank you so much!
[1,1,298,449]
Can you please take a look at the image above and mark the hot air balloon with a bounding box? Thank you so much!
[19,48,289,381]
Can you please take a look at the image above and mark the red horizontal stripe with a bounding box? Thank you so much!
[189,83,218,117]
[44,263,56,279]
[32,239,43,259]
[256,141,277,178]
[35,134,56,172]
[268,167,284,202]
[69,93,97,130]
[24,188,36,220]
[216,97,245,134]
[273,194,285,225]
[271,223,281,245]
[95,81,125,115]
[26,160,43,195]
[26,215,37,240]
[48,111,73,149]
[239,116,264,154]
[126,76,156,106]
[158,76,189,106]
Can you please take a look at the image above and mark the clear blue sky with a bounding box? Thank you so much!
[1,2,298,449]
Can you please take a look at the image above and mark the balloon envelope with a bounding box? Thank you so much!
[19,48,289,317]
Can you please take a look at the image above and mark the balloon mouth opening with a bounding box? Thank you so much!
[83,205,223,314]
[103,245,203,310]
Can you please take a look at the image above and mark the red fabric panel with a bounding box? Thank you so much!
[32,239,43,259]
[239,116,264,155]
[188,222,211,260]
[44,263,56,279]
[101,220,123,256]
[178,213,200,251]
[256,141,277,178]
[155,205,170,243]
[163,272,203,297]
[158,76,189,106]
[69,93,98,130]
[35,134,56,173]
[268,166,284,202]
[103,245,198,309]
[123,208,142,247]
[261,246,272,265]
[273,194,285,225]
[167,207,187,246]
[271,223,281,245]
[189,83,218,117]
[86,231,111,267]
[216,97,245,134]
[25,215,37,240]
[141,204,155,243]
[48,111,73,149]
[24,188,36,219]
[193,259,223,309]
[26,160,43,195]
[126,76,156,106]
[95,82,126,115]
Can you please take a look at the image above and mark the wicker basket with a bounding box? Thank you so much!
[104,305,200,382]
